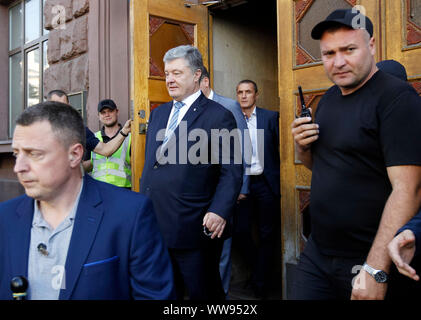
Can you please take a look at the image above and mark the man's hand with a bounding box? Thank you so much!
[237,193,247,202]
[291,112,319,152]
[122,119,132,135]
[291,111,318,170]
[388,229,419,281]
[351,269,387,300]
[203,212,226,239]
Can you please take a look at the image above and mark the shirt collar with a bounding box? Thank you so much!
[208,89,214,101]
[32,179,84,228]
[174,90,202,109]
[101,124,122,140]
[243,106,257,119]
[251,106,257,116]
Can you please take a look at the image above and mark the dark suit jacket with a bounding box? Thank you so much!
[255,106,280,196]
[140,93,242,249]
[0,175,175,300]
[213,93,250,195]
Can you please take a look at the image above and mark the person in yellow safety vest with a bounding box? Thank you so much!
[88,99,132,189]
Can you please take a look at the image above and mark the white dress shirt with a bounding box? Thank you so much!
[244,106,263,175]
[165,90,202,136]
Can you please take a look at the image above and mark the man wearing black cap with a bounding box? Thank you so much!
[291,8,421,300]
[47,90,132,161]
[86,99,132,189]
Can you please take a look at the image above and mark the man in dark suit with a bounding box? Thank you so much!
[140,45,242,300]
[235,79,280,299]
[0,102,174,300]
[199,67,251,297]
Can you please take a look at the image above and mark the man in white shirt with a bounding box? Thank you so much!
[235,80,280,299]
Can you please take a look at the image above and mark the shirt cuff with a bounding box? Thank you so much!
[396,226,421,257]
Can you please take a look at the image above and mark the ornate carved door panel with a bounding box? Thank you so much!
[385,0,421,94]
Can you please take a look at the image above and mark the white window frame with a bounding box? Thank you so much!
[8,0,48,137]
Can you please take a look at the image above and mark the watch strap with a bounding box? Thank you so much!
[362,262,376,276]
[362,262,388,283]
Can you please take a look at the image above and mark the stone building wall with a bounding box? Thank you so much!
[43,0,90,98]
[0,0,130,202]
[43,0,131,132]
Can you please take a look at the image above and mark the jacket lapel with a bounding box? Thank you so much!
[156,93,208,163]
[59,176,104,300]
[148,102,173,163]
[9,197,34,279]
[256,106,264,130]
[180,93,207,132]
[255,107,266,166]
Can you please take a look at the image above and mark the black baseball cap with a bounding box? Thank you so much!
[98,99,117,112]
[311,8,374,40]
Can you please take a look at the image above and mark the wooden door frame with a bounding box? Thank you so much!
[130,0,148,192]
[277,0,295,300]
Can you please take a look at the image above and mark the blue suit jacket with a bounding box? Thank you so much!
[0,175,175,300]
[398,207,421,257]
[139,93,243,248]
[213,93,250,195]
[255,107,280,196]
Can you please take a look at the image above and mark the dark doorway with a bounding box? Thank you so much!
[210,0,281,300]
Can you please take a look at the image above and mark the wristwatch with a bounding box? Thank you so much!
[362,262,389,283]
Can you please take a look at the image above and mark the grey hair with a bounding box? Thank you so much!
[163,45,204,74]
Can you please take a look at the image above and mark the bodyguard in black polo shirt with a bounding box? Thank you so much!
[291,9,421,300]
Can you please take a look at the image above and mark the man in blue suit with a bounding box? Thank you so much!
[140,45,242,300]
[0,102,174,300]
[199,67,251,297]
[235,79,280,299]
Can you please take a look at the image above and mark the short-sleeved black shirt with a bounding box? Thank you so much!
[310,70,421,257]
[83,127,100,161]
[85,127,100,152]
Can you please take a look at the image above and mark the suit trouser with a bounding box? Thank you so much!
[219,237,232,296]
[168,239,225,300]
[234,174,279,293]
[291,235,421,300]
